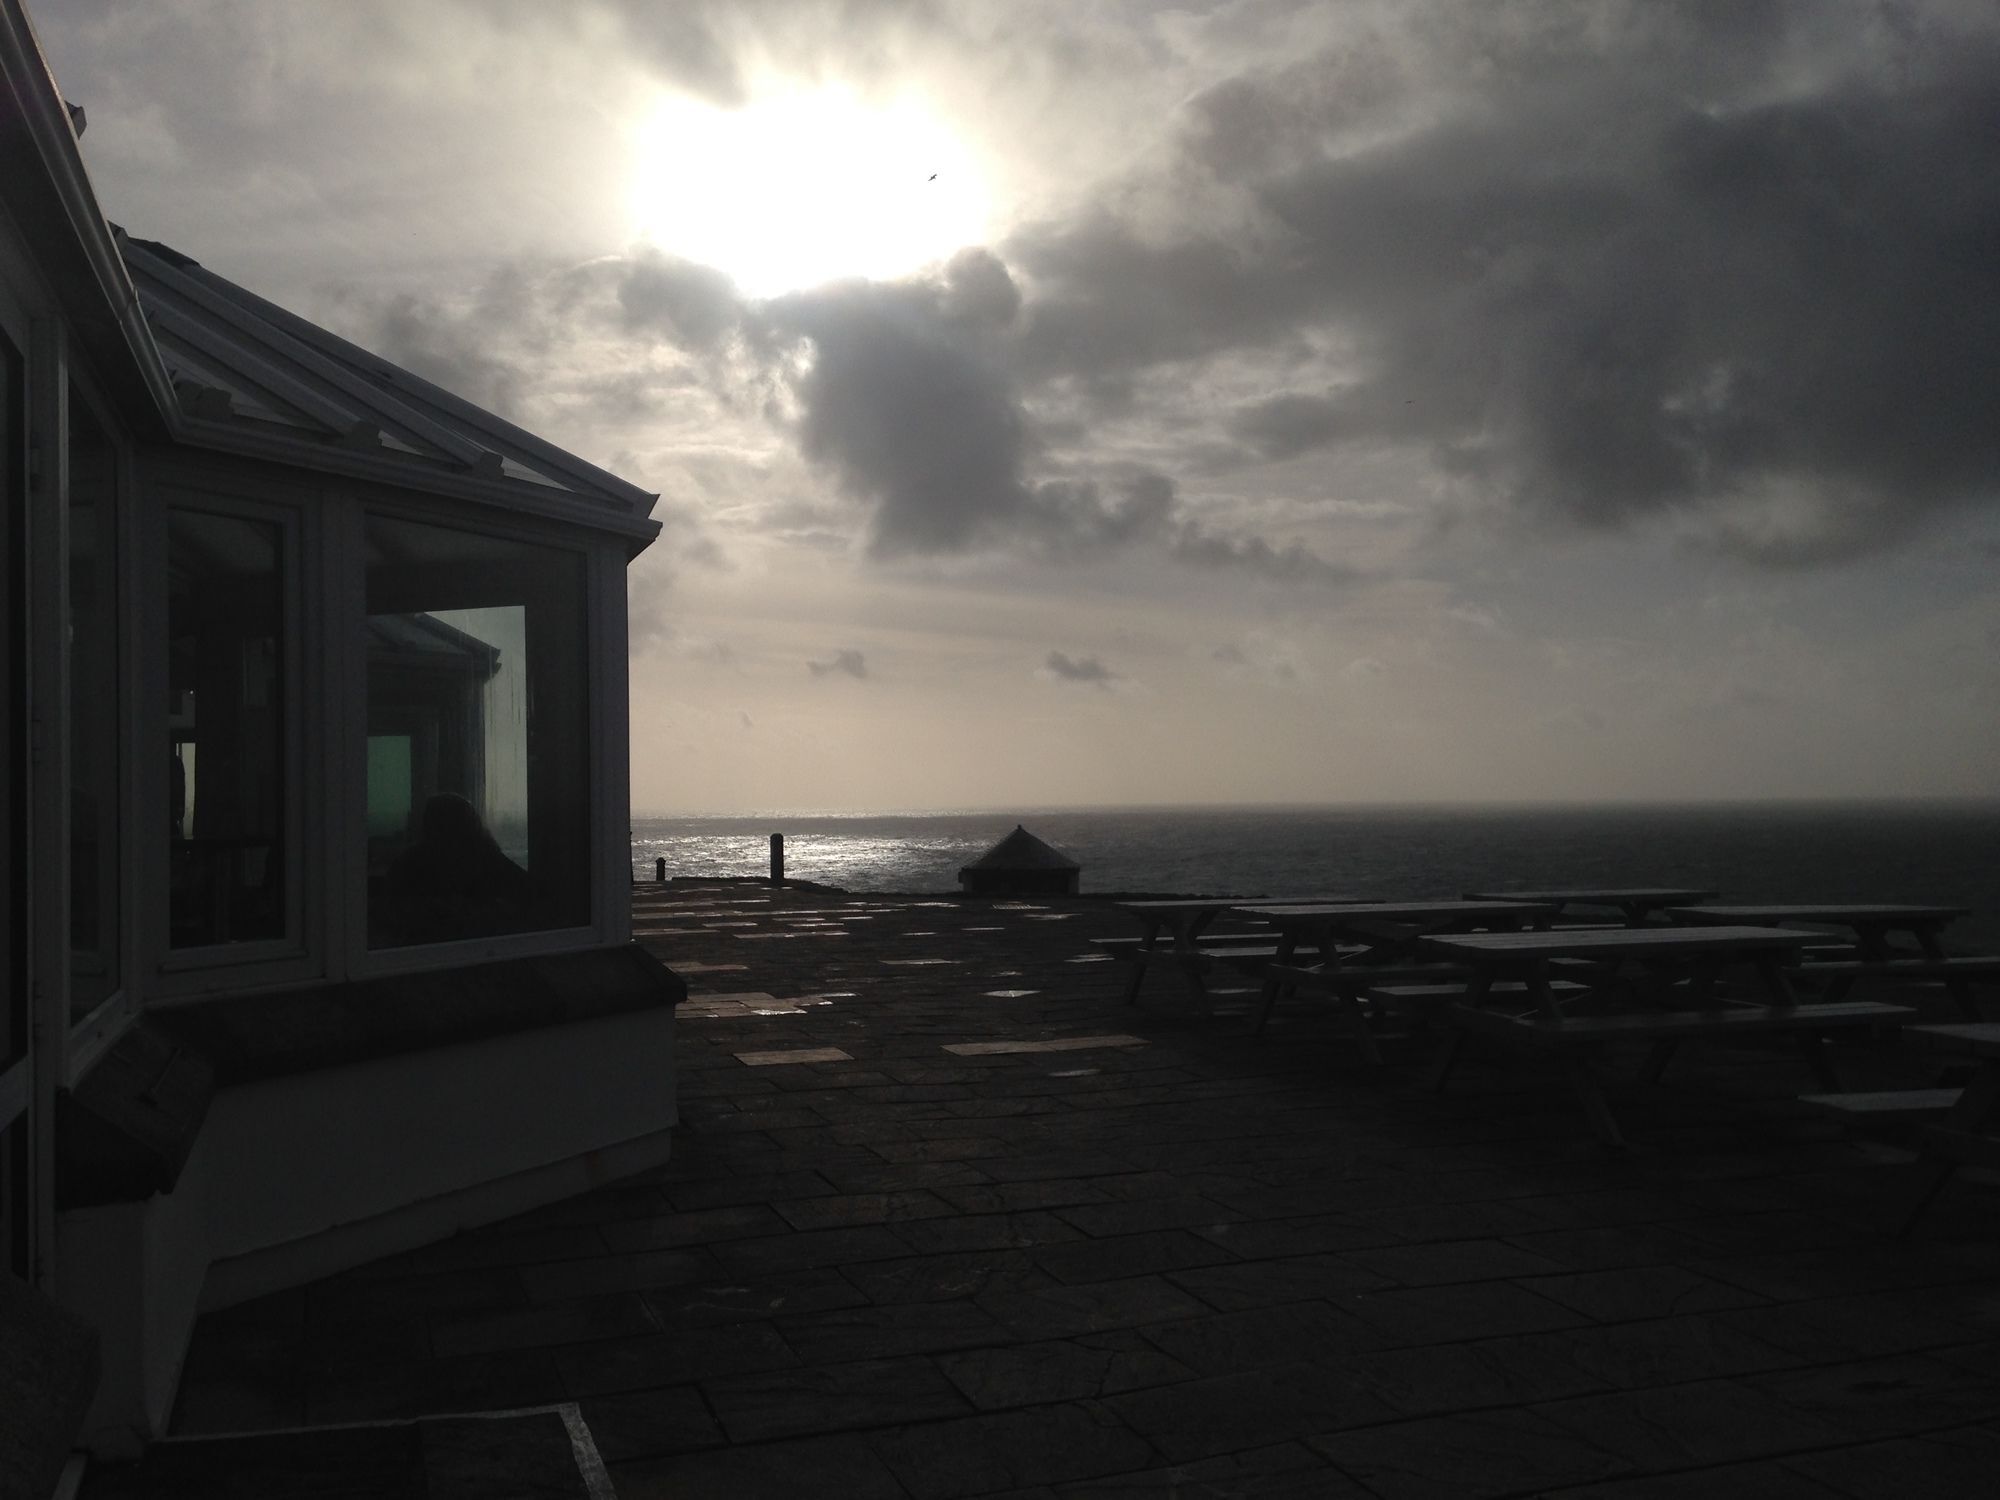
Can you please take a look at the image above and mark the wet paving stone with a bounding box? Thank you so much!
[776,1298,1009,1364]
[164,881,2000,1497]
[575,1384,724,1463]
[611,1431,908,1500]
[553,1322,798,1396]
[703,1354,973,1442]
[1536,1377,1846,1470]
[1109,1360,1395,1462]
[1165,1252,1396,1311]
[937,1331,1194,1411]
[869,1400,1161,1500]
[1308,1408,1634,1499]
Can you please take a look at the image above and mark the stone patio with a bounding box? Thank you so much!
[116,881,2000,1497]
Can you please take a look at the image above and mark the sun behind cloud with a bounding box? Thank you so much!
[630,85,989,297]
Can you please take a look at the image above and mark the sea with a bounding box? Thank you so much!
[632,800,2000,951]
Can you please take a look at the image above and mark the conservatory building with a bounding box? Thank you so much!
[2,0,682,1470]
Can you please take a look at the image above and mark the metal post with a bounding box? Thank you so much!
[655,856,666,883]
[769,833,785,886]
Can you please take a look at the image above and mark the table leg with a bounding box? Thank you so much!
[1917,925,1981,1019]
[1643,1038,1678,1082]
[1565,1054,1626,1147]
[1336,973,1384,1066]
[1423,970,1489,1092]
[1754,954,1799,1007]
[1894,1158,1957,1239]
[1123,917,1164,1005]
[1795,1032,1842,1091]
[1253,932,1299,1037]
[1898,1063,2000,1236]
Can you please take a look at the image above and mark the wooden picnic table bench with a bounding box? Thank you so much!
[1788,955,2000,1019]
[1107,896,1371,1004]
[1242,900,1559,1036]
[1464,887,1718,927]
[1419,925,1913,1147]
[1886,1022,2000,1233]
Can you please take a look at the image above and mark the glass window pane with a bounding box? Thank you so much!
[365,516,589,948]
[69,391,119,1013]
[167,510,286,948]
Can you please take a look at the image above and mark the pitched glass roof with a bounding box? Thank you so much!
[120,234,658,526]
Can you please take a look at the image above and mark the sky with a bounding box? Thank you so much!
[37,0,2000,814]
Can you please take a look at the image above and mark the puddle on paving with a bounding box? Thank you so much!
[736,1046,854,1066]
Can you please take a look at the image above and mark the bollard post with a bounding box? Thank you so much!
[655,856,666,883]
[769,833,785,886]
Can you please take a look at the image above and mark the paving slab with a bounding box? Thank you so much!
[158,880,1999,1498]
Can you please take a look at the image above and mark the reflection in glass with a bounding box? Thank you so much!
[167,511,286,947]
[365,516,588,947]
[69,392,119,1013]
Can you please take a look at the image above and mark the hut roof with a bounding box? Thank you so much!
[962,825,1079,873]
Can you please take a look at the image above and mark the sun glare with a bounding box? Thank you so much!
[631,87,989,298]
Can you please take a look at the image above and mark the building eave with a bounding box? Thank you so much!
[164,416,665,548]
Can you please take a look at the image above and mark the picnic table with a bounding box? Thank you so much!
[1421,925,1914,1146]
[1245,899,1561,964]
[1464,888,1718,927]
[1895,1023,2000,1231]
[1669,903,1993,1018]
[1239,900,1559,1038]
[1105,896,1370,1004]
[1801,1021,2000,1232]
[1666,903,1969,959]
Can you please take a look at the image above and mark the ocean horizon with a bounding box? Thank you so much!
[631,798,2000,951]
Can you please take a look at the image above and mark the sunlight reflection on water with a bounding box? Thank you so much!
[631,803,2000,950]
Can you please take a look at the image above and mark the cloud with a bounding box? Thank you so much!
[614,247,742,351]
[1005,0,2000,564]
[1226,392,1346,462]
[1042,650,1117,686]
[808,648,869,679]
[1213,635,1302,685]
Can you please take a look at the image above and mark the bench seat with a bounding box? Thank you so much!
[1446,997,1912,1045]
[1795,956,2000,981]
[1799,1088,1962,1119]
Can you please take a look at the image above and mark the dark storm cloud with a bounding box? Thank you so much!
[1043,650,1115,686]
[1010,0,2000,563]
[808,648,869,679]
[615,249,741,351]
[1226,392,1346,462]
[732,251,1352,579]
[759,250,1027,555]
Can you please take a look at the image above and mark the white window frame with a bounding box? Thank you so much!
[60,366,140,1083]
[337,493,613,982]
[146,478,323,1002]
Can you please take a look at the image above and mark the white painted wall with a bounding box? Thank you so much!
[56,1005,678,1452]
